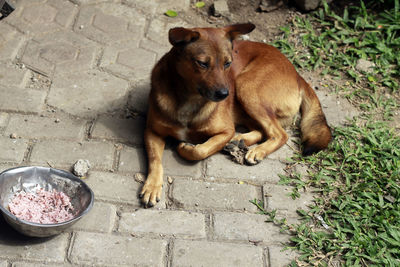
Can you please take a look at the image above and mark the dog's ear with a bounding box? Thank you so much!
[224,23,255,41]
[169,27,200,46]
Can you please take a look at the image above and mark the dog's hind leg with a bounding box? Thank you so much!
[244,115,288,165]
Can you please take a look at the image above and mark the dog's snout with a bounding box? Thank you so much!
[213,88,229,101]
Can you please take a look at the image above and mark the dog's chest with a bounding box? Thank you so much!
[176,101,203,127]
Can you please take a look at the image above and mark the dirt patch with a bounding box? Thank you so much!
[184,0,298,42]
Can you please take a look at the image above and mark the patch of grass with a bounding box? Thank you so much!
[254,121,400,266]
[274,0,400,118]
[251,1,400,266]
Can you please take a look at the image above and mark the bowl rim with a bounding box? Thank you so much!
[0,166,94,227]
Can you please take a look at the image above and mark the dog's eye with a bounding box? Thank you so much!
[196,60,209,69]
[224,61,232,69]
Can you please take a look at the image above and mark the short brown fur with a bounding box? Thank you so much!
[140,24,332,207]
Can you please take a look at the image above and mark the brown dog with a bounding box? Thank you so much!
[140,23,332,207]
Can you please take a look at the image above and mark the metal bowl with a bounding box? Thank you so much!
[0,166,94,237]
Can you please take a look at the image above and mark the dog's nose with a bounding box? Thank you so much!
[213,88,229,101]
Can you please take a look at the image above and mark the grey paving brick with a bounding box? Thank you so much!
[269,245,300,267]
[0,21,25,61]
[84,171,155,206]
[30,140,115,169]
[118,147,203,178]
[91,115,145,145]
[12,263,71,267]
[316,90,359,126]
[172,240,264,267]
[48,70,129,117]
[21,31,99,77]
[128,79,151,113]
[5,114,86,140]
[125,0,190,15]
[206,153,285,184]
[72,201,117,233]
[170,179,260,211]
[118,209,206,238]
[0,137,28,163]
[118,146,146,173]
[7,0,78,35]
[267,143,296,161]
[139,38,170,60]
[0,233,69,262]
[74,3,146,44]
[213,212,289,244]
[0,65,30,87]
[69,232,167,266]
[263,184,314,215]
[0,85,46,114]
[146,16,190,44]
[0,113,9,129]
[100,40,156,81]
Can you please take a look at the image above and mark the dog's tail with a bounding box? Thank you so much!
[298,75,332,156]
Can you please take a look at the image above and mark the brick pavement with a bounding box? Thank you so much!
[0,1,359,266]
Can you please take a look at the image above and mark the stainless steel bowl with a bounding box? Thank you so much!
[0,166,94,237]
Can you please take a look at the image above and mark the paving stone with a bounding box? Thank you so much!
[125,0,190,15]
[0,19,25,61]
[70,232,167,266]
[30,140,115,169]
[264,184,314,214]
[0,233,69,262]
[128,79,151,113]
[48,70,129,117]
[213,212,289,244]
[100,40,157,81]
[6,0,78,35]
[72,201,117,233]
[21,31,99,77]
[91,115,145,144]
[0,64,30,87]
[172,240,264,267]
[74,3,146,44]
[170,179,260,211]
[84,171,163,207]
[119,209,206,238]
[316,90,359,126]
[13,263,71,267]
[0,113,9,129]
[0,85,46,114]
[0,137,28,163]
[146,16,190,44]
[118,147,203,178]
[139,38,170,60]
[5,114,86,140]
[118,146,146,173]
[269,245,300,267]
[206,153,285,184]
[266,143,295,161]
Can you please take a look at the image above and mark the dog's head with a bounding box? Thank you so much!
[168,23,255,102]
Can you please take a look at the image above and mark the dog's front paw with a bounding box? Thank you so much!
[244,147,266,165]
[177,142,205,161]
[139,181,162,208]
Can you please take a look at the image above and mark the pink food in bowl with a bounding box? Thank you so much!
[8,188,75,224]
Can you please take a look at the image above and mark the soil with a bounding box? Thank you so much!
[184,0,300,42]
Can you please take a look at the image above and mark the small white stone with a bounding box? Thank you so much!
[73,159,91,177]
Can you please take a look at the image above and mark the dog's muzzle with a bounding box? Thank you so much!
[199,87,229,102]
